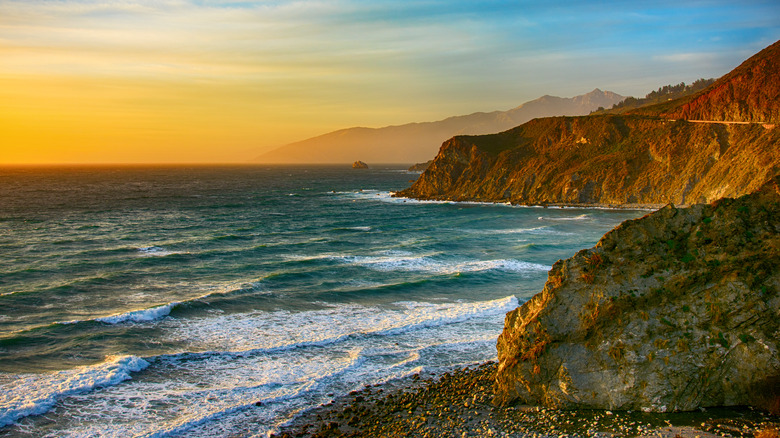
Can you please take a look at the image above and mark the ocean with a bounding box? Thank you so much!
[0,165,647,437]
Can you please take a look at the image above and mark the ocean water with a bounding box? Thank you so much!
[0,165,647,437]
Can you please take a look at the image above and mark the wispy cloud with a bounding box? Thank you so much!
[1,0,779,163]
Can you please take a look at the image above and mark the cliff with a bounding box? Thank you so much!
[396,115,779,206]
[495,176,780,412]
[396,40,780,206]
[254,89,624,164]
[642,40,780,123]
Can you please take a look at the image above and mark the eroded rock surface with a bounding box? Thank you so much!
[495,176,780,413]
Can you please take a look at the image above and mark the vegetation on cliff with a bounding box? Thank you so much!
[594,78,715,115]
[495,176,780,412]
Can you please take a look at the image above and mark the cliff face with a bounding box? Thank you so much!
[650,40,780,123]
[495,177,780,412]
[396,40,780,206]
[397,115,780,206]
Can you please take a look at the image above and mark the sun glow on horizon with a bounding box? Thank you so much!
[1,0,779,164]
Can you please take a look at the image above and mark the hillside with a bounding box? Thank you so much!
[594,78,715,115]
[254,89,624,164]
[396,40,780,206]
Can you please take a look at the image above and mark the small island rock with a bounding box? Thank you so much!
[352,161,369,169]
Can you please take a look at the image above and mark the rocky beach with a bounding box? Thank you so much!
[272,362,779,437]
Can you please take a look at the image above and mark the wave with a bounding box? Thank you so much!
[96,302,179,324]
[0,355,149,429]
[137,246,181,257]
[538,214,591,221]
[163,295,520,357]
[328,253,549,275]
[4,284,269,341]
[141,350,366,438]
[464,225,569,235]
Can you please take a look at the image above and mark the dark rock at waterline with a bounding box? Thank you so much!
[352,161,369,169]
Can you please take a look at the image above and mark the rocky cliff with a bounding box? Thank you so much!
[396,40,780,206]
[649,40,780,123]
[396,115,780,206]
[494,176,780,412]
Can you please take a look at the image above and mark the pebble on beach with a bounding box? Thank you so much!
[270,361,779,438]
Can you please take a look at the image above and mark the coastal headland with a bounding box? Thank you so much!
[274,40,780,437]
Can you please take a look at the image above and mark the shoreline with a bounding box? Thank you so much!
[272,361,779,438]
[388,192,665,211]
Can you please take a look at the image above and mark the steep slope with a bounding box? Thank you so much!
[646,39,780,123]
[495,177,780,412]
[397,40,780,206]
[396,115,780,206]
[254,89,624,164]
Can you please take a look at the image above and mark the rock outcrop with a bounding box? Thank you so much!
[352,161,369,169]
[495,176,780,412]
[408,160,433,172]
[396,40,780,207]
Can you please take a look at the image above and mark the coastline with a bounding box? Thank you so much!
[389,192,664,211]
[271,361,779,438]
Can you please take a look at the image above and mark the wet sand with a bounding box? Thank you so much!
[271,361,779,438]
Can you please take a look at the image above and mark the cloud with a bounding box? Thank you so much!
[1,0,779,163]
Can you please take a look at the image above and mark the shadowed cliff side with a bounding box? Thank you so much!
[396,40,780,207]
[494,176,780,413]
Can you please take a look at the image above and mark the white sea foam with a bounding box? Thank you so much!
[329,253,549,275]
[35,349,367,438]
[473,226,566,235]
[96,302,178,324]
[538,214,591,221]
[56,302,180,326]
[164,296,519,355]
[137,246,179,257]
[10,297,515,436]
[0,355,149,428]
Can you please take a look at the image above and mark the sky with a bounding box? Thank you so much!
[1,0,779,164]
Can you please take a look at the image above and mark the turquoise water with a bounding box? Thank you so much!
[0,165,646,437]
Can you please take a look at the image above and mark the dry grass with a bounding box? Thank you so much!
[586,252,604,267]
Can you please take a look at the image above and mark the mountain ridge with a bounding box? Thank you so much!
[254,89,625,164]
[396,40,780,206]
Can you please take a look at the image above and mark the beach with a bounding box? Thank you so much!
[273,362,779,438]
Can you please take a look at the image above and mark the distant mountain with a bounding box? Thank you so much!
[254,89,625,164]
[397,40,780,206]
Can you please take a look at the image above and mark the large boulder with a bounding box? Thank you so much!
[495,176,780,412]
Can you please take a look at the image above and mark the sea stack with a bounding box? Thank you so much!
[495,176,780,413]
[352,160,369,169]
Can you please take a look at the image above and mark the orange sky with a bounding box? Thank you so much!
[1,1,778,164]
